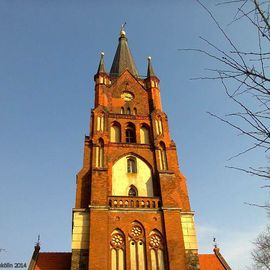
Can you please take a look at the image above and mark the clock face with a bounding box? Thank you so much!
[121,91,134,102]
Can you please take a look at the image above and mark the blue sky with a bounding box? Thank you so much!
[0,1,268,269]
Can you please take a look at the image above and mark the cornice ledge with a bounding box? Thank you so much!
[158,170,175,175]
[161,207,182,211]
[93,168,108,172]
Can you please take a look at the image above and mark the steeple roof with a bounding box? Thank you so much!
[110,29,139,77]
[97,52,106,74]
[147,56,156,77]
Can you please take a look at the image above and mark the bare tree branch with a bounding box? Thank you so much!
[185,1,270,268]
[251,225,270,269]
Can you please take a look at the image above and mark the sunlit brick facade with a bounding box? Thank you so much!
[71,28,198,270]
[28,29,232,270]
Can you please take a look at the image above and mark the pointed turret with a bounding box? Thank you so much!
[110,27,139,77]
[146,56,161,111]
[146,56,159,84]
[147,56,156,77]
[94,52,109,86]
[97,51,106,74]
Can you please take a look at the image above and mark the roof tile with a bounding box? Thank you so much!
[34,253,71,270]
[199,254,226,270]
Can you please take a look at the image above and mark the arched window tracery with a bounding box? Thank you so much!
[129,222,146,270]
[110,229,125,270]
[149,230,165,270]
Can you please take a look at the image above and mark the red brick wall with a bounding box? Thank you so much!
[74,70,191,269]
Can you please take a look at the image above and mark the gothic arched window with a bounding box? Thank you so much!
[129,222,146,270]
[125,124,136,143]
[96,138,104,168]
[140,125,150,144]
[127,107,131,115]
[155,117,163,135]
[149,230,165,270]
[127,157,136,173]
[110,122,121,143]
[110,229,125,270]
[128,185,137,197]
[112,155,154,197]
[159,142,168,170]
[97,113,105,132]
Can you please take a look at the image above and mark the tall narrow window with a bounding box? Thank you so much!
[97,116,101,131]
[140,125,150,144]
[126,124,136,143]
[121,107,124,114]
[100,113,105,131]
[127,158,136,173]
[129,222,146,270]
[149,231,165,270]
[97,113,105,131]
[110,123,121,143]
[158,119,163,134]
[127,107,131,115]
[96,138,104,168]
[159,142,168,170]
[110,229,125,270]
[155,117,163,135]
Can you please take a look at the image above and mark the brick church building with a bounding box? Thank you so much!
[28,29,232,270]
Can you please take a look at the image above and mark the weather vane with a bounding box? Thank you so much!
[121,22,126,32]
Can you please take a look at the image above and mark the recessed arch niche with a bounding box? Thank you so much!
[112,155,153,197]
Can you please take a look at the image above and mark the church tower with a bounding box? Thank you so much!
[70,28,198,270]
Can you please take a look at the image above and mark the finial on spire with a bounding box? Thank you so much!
[110,25,138,77]
[120,22,127,37]
[34,234,41,252]
[36,234,40,247]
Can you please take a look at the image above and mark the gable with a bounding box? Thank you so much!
[108,70,150,115]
